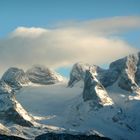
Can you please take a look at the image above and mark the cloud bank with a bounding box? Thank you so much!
[0,16,140,74]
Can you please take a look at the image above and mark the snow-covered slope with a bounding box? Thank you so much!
[16,83,82,126]
[83,70,113,106]
[68,62,119,88]
[0,80,67,139]
[0,123,10,135]
[1,67,30,90]
[68,62,90,87]
[15,81,140,140]
[0,80,36,127]
[26,65,64,85]
[69,53,140,92]
[1,52,140,140]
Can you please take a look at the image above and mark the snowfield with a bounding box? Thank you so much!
[1,53,140,140]
[16,81,140,140]
[16,82,82,126]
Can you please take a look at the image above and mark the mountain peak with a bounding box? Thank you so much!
[83,70,113,106]
[69,52,140,92]
[0,81,36,127]
[1,67,30,90]
[68,62,99,87]
[26,65,64,85]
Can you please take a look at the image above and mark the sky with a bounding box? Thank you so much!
[0,0,140,77]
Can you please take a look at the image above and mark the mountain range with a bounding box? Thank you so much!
[0,52,140,140]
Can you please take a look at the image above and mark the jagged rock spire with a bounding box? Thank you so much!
[69,52,140,92]
[83,70,113,106]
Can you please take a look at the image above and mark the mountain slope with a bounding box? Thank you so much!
[1,67,30,90]
[83,70,113,105]
[69,53,140,92]
[26,65,64,85]
[0,52,140,140]
[0,81,36,127]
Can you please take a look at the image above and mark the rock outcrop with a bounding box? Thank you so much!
[26,65,64,85]
[0,134,25,140]
[117,54,138,91]
[83,70,113,106]
[1,67,30,90]
[35,132,111,140]
[0,81,35,127]
[68,62,90,87]
[69,52,140,92]
[0,123,10,135]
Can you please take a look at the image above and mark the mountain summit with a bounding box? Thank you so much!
[26,65,64,85]
[0,52,140,140]
[69,53,140,92]
[1,67,30,90]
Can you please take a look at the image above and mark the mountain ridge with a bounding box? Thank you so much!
[0,52,140,140]
[68,52,140,92]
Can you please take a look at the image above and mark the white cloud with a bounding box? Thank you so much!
[0,16,140,75]
[55,16,140,35]
[10,27,47,38]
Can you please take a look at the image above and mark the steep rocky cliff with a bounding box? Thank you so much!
[26,65,64,85]
[1,67,30,90]
[0,81,35,127]
[69,53,140,92]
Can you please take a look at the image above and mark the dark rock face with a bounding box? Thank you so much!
[0,81,35,127]
[68,63,91,87]
[83,70,103,102]
[135,52,140,84]
[117,54,138,91]
[109,57,127,72]
[35,132,111,140]
[83,70,113,105]
[26,65,63,85]
[69,52,140,92]
[0,134,25,140]
[1,67,30,90]
[97,69,119,87]
[136,66,140,84]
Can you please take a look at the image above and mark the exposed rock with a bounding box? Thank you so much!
[68,62,90,87]
[1,67,30,90]
[83,70,113,106]
[0,123,10,135]
[135,66,140,85]
[96,68,119,87]
[130,52,140,82]
[118,54,138,91]
[0,134,25,140]
[109,57,127,72]
[26,65,64,85]
[69,52,140,92]
[0,81,35,127]
[35,132,111,140]
[68,62,119,88]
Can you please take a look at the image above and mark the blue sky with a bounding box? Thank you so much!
[0,0,140,37]
[0,0,140,77]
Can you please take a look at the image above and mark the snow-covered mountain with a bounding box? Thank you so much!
[0,52,140,140]
[0,80,36,127]
[26,65,64,85]
[83,70,113,105]
[1,65,65,90]
[68,62,91,87]
[68,53,140,91]
[1,67,30,90]
[0,123,10,135]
